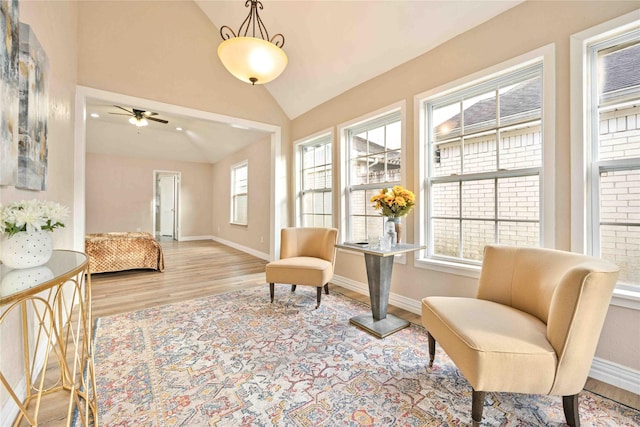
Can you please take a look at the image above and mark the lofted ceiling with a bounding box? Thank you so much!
[86,1,523,163]
[196,0,524,119]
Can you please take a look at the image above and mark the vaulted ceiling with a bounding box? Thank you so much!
[86,1,523,163]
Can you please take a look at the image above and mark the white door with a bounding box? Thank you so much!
[159,175,175,237]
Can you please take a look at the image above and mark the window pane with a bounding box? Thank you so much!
[350,216,366,242]
[367,154,386,184]
[303,146,314,169]
[463,132,497,174]
[352,132,369,158]
[433,102,461,142]
[599,104,640,161]
[302,193,313,214]
[303,168,314,191]
[432,182,459,218]
[314,145,325,165]
[233,195,247,224]
[433,219,459,257]
[462,180,495,219]
[600,169,640,223]
[386,150,402,182]
[313,192,324,214]
[498,221,539,247]
[350,190,366,216]
[497,175,539,220]
[367,216,384,241]
[499,76,541,126]
[313,215,324,227]
[499,122,542,169]
[350,157,369,186]
[600,225,640,285]
[386,121,401,151]
[324,191,332,215]
[463,90,496,133]
[462,220,494,261]
[367,126,385,154]
[324,215,332,228]
[365,189,379,216]
[432,141,461,177]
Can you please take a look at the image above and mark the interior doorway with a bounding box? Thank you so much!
[154,171,180,240]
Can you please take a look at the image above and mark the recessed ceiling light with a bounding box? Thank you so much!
[176,127,183,131]
[90,113,99,118]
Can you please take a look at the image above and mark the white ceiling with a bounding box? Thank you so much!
[86,1,523,163]
[196,0,523,119]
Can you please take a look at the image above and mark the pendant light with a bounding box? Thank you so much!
[218,0,287,85]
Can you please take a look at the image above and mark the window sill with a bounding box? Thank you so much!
[611,285,640,311]
[415,257,481,278]
[229,222,248,227]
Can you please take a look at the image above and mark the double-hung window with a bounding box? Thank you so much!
[423,62,546,264]
[586,30,640,288]
[230,161,248,225]
[344,109,403,242]
[297,133,333,227]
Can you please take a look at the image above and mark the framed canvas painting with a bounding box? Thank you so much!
[0,0,19,186]
[17,22,48,191]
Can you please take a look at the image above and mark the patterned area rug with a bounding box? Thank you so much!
[93,287,640,426]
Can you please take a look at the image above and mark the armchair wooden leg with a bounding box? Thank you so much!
[270,283,274,303]
[563,394,580,427]
[316,287,322,309]
[472,389,486,425]
[427,332,436,367]
[324,283,329,295]
[291,285,297,292]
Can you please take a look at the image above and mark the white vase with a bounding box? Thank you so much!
[1,231,53,269]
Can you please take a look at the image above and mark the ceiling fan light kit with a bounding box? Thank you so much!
[129,116,148,127]
[218,0,287,85]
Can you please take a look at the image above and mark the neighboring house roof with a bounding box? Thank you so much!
[600,42,640,105]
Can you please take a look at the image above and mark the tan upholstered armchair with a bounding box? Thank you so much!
[422,245,619,427]
[266,227,338,309]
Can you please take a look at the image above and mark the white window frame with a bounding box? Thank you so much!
[294,129,334,228]
[230,160,248,226]
[570,10,640,310]
[338,101,406,246]
[415,44,556,278]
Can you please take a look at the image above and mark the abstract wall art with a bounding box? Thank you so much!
[0,0,19,186]
[17,22,49,191]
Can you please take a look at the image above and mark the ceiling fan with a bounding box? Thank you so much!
[109,105,169,127]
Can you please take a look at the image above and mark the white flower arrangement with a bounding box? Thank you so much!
[0,199,69,237]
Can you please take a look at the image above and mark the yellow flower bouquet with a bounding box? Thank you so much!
[370,185,416,218]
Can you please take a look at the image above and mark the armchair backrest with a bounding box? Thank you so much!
[477,245,619,394]
[280,227,338,265]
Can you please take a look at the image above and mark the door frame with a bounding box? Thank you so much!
[74,86,284,260]
[153,170,181,240]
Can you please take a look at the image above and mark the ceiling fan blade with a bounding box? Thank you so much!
[143,111,158,117]
[108,112,131,116]
[147,117,169,124]
[114,105,133,114]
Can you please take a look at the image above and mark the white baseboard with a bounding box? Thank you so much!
[332,275,640,396]
[331,274,422,315]
[211,236,271,261]
[178,235,214,241]
[590,357,640,395]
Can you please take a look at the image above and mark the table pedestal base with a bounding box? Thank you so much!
[349,313,410,338]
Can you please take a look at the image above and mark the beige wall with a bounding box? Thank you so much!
[291,1,640,371]
[0,0,78,413]
[211,137,272,256]
[76,0,291,251]
[86,153,213,237]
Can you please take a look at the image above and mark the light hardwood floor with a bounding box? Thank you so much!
[27,240,639,426]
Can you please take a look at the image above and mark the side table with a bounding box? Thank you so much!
[335,243,425,338]
[0,250,97,426]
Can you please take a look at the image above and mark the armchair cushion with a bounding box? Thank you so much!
[265,256,333,287]
[422,296,557,393]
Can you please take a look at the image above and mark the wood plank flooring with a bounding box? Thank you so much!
[23,240,640,425]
